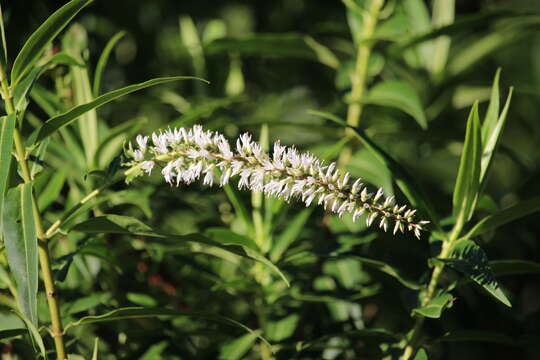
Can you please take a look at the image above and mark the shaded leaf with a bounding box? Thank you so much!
[270,208,312,262]
[413,348,428,360]
[10,0,92,86]
[490,260,540,277]
[219,332,260,360]
[464,196,540,238]
[93,31,126,96]
[35,76,207,143]
[64,306,269,346]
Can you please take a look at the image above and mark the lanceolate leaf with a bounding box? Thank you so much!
[72,215,288,285]
[35,76,207,143]
[63,306,270,347]
[0,4,7,69]
[465,196,540,239]
[0,114,16,231]
[452,102,482,225]
[10,0,93,87]
[2,184,39,325]
[480,86,513,186]
[93,31,126,96]
[439,239,511,307]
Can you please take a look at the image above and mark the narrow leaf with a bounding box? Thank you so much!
[93,31,126,96]
[64,306,270,347]
[480,87,513,185]
[436,330,515,345]
[0,4,8,68]
[10,0,93,86]
[490,260,540,277]
[0,114,16,230]
[270,208,312,262]
[2,185,39,325]
[440,239,511,307]
[365,80,427,129]
[36,76,207,143]
[464,196,540,238]
[452,102,482,224]
[72,215,287,285]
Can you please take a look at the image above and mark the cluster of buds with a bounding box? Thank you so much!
[123,125,428,238]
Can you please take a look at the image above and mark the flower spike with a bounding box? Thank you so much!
[124,125,428,238]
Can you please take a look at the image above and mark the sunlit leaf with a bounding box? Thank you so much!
[412,293,453,318]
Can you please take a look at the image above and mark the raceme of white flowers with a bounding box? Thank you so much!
[123,125,429,238]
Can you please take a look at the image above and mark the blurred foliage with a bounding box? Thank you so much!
[1,0,540,359]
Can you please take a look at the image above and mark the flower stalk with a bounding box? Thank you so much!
[124,125,428,238]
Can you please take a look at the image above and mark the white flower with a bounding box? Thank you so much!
[124,125,429,238]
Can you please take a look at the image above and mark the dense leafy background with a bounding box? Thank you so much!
[1,0,540,359]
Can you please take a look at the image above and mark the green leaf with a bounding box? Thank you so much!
[464,196,540,239]
[452,102,482,225]
[10,0,93,87]
[2,184,39,325]
[0,114,15,231]
[412,293,453,318]
[364,80,427,129]
[205,228,289,286]
[38,170,66,211]
[140,341,168,360]
[13,52,86,112]
[206,34,337,67]
[72,215,288,285]
[334,255,421,290]
[413,348,428,360]
[35,76,208,143]
[63,24,98,166]
[219,332,260,360]
[270,208,312,262]
[265,314,299,342]
[13,309,46,358]
[480,86,513,186]
[64,306,269,346]
[93,31,126,96]
[439,239,511,307]
[482,69,501,144]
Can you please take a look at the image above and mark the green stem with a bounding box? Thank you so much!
[0,64,66,360]
[401,224,462,360]
[338,0,383,167]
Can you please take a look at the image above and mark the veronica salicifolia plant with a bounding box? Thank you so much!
[123,125,428,238]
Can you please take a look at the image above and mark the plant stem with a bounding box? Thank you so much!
[0,65,66,360]
[400,225,462,359]
[338,0,383,167]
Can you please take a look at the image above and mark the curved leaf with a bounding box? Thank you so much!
[64,306,270,347]
[365,80,427,129]
[464,196,540,238]
[35,76,208,143]
[10,0,93,87]
[412,293,453,318]
[93,31,126,96]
